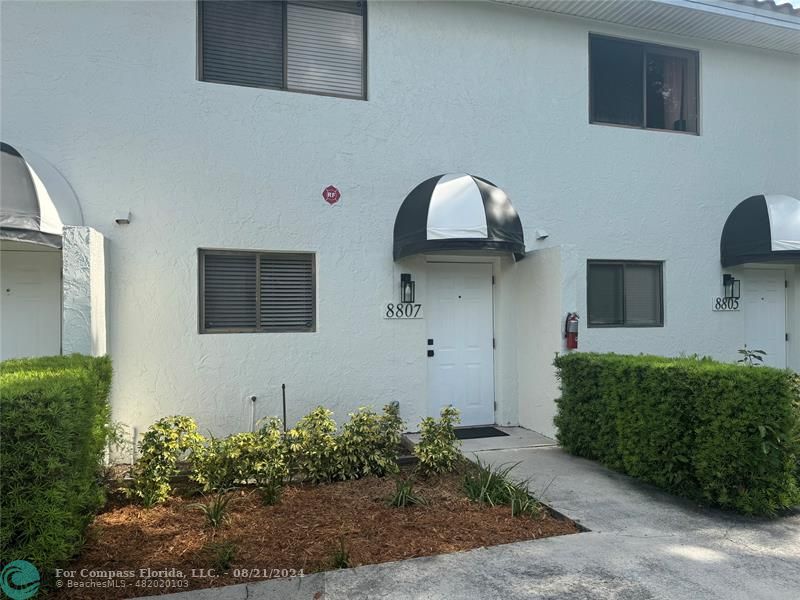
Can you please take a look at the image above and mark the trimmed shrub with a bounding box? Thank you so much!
[554,353,800,515]
[285,406,340,483]
[129,416,204,506]
[192,417,289,492]
[414,406,461,474]
[0,354,112,572]
[337,403,405,479]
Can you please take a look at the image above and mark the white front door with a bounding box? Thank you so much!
[426,262,494,426]
[743,269,786,368]
[0,248,62,360]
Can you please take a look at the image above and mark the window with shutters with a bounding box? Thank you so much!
[199,250,316,333]
[587,260,663,327]
[198,0,367,99]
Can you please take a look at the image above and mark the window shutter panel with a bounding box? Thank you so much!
[588,264,624,325]
[260,254,315,330]
[624,264,662,325]
[286,2,364,98]
[201,0,284,89]
[203,254,257,330]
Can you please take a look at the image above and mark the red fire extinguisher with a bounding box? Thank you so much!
[565,312,579,350]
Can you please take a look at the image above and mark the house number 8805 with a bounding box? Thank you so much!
[385,303,423,319]
[713,297,739,311]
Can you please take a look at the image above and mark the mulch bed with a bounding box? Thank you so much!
[53,468,580,599]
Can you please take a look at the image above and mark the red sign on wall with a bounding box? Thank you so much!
[322,185,341,205]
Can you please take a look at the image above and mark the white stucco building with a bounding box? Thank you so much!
[1,0,799,441]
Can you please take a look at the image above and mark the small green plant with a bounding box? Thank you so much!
[191,491,233,528]
[130,416,205,506]
[387,478,426,507]
[414,406,461,475]
[463,458,519,506]
[286,407,340,483]
[463,458,541,517]
[259,480,282,506]
[738,345,767,366]
[205,540,236,572]
[253,417,290,487]
[106,420,133,458]
[330,536,351,569]
[508,485,542,518]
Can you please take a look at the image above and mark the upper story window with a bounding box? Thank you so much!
[199,1,366,99]
[589,34,698,134]
[587,260,664,327]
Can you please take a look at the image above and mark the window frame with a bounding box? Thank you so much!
[198,248,317,334]
[588,33,700,135]
[196,0,368,101]
[586,260,664,328]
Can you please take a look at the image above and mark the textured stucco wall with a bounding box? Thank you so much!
[1,1,799,438]
[513,245,580,438]
[62,226,107,356]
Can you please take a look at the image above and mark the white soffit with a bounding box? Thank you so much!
[493,0,800,55]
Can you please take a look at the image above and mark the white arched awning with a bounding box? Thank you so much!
[393,174,526,261]
[1,142,83,247]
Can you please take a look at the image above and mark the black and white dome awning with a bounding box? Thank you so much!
[393,174,525,261]
[721,194,800,267]
[1,142,83,247]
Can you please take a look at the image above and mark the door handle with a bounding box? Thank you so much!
[427,338,434,345]
[427,350,434,357]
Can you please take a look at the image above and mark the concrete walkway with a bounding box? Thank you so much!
[150,438,800,600]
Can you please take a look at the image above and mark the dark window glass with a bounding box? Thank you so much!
[587,261,663,327]
[590,37,644,127]
[587,263,624,325]
[590,35,698,133]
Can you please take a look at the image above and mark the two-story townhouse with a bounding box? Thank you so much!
[1,0,799,443]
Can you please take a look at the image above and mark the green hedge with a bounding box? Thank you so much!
[1,354,112,572]
[553,353,800,515]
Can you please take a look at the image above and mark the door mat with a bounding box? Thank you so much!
[454,426,509,440]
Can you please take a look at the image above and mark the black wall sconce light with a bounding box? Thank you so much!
[400,273,415,304]
[723,274,740,299]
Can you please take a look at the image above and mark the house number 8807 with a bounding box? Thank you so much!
[385,303,423,319]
